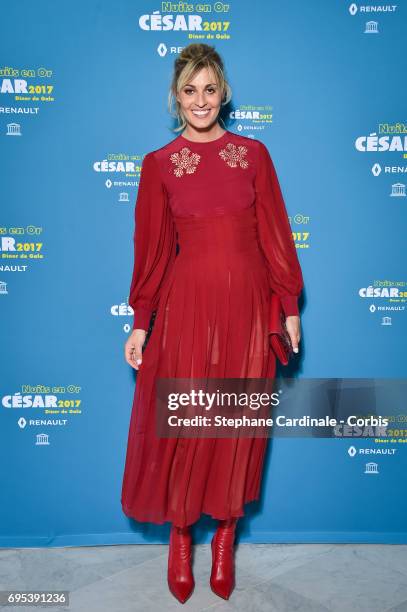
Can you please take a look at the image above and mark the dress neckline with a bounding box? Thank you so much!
[179,130,229,146]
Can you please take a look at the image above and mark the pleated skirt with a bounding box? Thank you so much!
[121,204,276,527]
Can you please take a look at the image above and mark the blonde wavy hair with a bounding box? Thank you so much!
[168,43,232,133]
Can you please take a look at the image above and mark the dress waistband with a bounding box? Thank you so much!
[174,205,260,255]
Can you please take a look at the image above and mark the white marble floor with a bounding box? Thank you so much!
[1,543,407,611]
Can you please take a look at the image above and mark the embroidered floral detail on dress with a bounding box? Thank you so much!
[219,143,249,169]
[170,147,201,177]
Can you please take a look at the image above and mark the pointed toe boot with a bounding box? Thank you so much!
[210,518,237,600]
[167,525,194,604]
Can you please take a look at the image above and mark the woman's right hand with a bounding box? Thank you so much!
[125,328,147,370]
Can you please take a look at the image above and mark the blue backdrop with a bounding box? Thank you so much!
[1,0,406,546]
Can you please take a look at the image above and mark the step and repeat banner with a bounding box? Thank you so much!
[1,1,406,546]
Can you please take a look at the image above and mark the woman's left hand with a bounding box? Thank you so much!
[285,315,301,353]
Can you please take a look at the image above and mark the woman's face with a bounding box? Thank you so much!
[177,67,223,131]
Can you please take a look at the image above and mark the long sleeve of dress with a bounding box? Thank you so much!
[254,141,304,317]
[128,152,177,331]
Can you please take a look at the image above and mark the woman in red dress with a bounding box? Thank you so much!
[121,44,304,603]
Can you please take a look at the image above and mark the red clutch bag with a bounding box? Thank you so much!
[268,292,294,366]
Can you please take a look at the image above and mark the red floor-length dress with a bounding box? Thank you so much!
[121,129,304,527]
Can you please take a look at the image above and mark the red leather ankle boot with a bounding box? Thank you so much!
[210,518,238,600]
[167,524,194,604]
